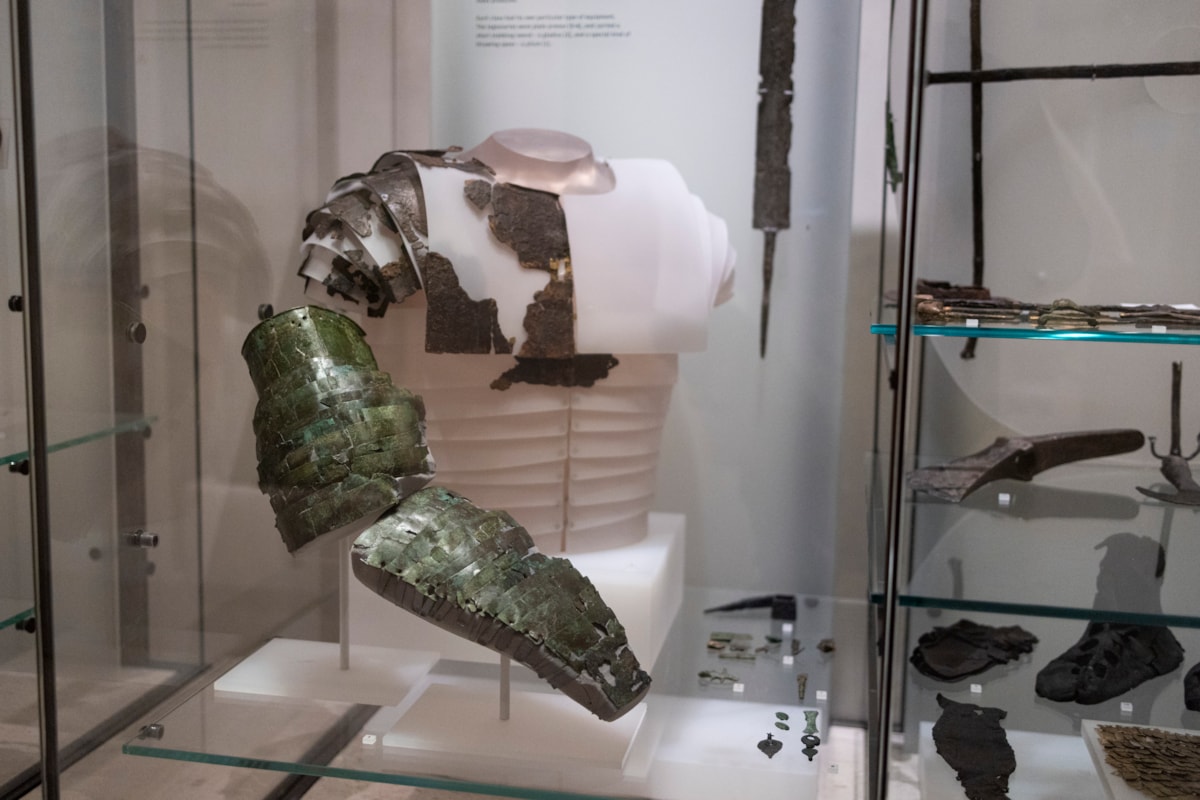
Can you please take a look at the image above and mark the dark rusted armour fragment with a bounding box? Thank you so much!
[487,183,570,272]
[422,252,511,355]
[464,178,493,211]
[517,278,575,359]
[491,354,619,391]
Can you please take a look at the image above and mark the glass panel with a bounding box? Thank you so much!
[94,1,864,796]
[902,461,1200,627]
[16,0,204,788]
[878,3,1200,798]
[126,589,835,800]
[0,2,38,792]
[0,414,155,466]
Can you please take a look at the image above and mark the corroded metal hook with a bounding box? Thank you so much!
[1137,362,1200,506]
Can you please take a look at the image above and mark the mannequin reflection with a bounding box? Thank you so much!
[304,129,735,553]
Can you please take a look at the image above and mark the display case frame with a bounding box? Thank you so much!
[871,1,1200,798]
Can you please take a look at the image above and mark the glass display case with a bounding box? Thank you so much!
[5,2,865,798]
[872,2,1200,798]
[2,2,208,796]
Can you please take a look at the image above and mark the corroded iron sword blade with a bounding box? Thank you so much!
[753,0,796,357]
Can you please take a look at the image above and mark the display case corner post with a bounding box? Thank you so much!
[10,0,60,795]
[872,0,931,797]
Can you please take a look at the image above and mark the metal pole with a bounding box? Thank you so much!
[11,1,59,795]
[499,654,511,721]
[339,543,350,670]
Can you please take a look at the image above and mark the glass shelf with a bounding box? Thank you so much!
[125,588,838,800]
[870,321,1200,346]
[0,413,157,467]
[0,599,33,631]
[868,459,1200,628]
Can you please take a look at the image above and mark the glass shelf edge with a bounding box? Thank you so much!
[866,592,1200,629]
[0,604,33,631]
[0,414,158,467]
[869,323,1200,345]
[121,743,641,800]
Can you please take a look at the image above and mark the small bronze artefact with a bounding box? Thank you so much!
[757,732,783,759]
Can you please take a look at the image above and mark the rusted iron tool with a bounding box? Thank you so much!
[1137,362,1200,506]
[704,593,797,621]
[753,0,796,357]
[909,429,1146,503]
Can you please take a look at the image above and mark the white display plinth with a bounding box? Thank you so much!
[918,721,1102,799]
[348,512,684,670]
[213,638,438,707]
[383,681,646,771]
[641,696,819,800]
[369,684,816,800]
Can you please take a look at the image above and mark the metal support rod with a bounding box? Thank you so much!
[929,59,1200,85]
[760,229,777,358]
[11,2,59,796]
[104,0,152,668]
[1170,361,1182,455]
[968,0,983,288]
[499,654,511,721]
[339,543,350,671]
[960,0,983,360]
[874,0,930,797]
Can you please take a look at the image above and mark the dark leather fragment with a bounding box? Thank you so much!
[1186,663,1200,712]
[1036,534,1183,705]
[910,619,1037,682]
[932,694,1015,800]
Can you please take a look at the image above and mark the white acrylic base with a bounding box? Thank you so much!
[213,638,438,707]
[639,696,820,800]
[347,511,685,670]
[383,681,647,771]
[918,721,1102,799]
[364,681,817,800]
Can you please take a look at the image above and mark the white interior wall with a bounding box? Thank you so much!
[430,1,863,597]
